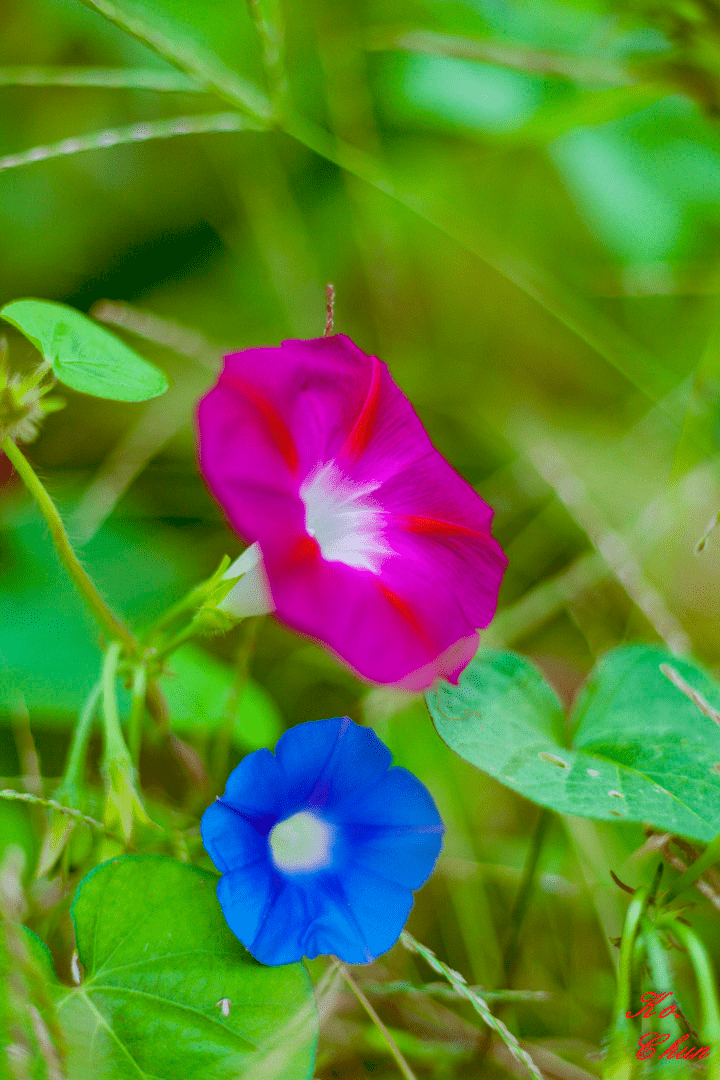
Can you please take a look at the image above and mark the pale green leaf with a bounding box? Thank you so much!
[426,646,720,842]
[1,299,168,401]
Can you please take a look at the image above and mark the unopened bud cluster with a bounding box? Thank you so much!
[0,341,63,444]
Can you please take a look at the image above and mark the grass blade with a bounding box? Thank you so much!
[0,112,264,172]
[0,66,200,90]
[400,932,544,1080]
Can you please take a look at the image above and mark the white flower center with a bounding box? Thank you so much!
[269,811,333,873]
[300,462,391,573]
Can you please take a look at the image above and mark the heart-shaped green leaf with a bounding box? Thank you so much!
[426,646,720,842]
[1,299,168,401]
[47,855,317,1079]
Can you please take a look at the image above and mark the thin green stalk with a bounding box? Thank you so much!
[102,643,129,760]
[2,437,135,652]
[663,831,720,905]
[503,808,550,980]
[641,922,689,1063]
[338,963,418,1080]
[615,889,648,1022]
[151,608,236,664]
[603,888,648,1080]
[128,664,147,768]
[668,922,720,1053]
[55,679,103,804]
[101,642,150,841]
[151,619,207,662]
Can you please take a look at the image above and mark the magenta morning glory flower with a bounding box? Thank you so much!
[197,334,507,689]
[201,717,444,965]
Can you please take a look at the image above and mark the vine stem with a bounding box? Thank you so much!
[3,436,171,732]
[2,437,135,651]
[337,963,418,1080]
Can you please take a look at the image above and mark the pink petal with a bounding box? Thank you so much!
[197,334,507,688]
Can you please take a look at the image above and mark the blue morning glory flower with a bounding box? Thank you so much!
[201,716,444,966]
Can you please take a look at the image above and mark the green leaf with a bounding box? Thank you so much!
[0,299,168,401]
[161,645,282,750]
[426,646,720,842]
[49,855,317,1079]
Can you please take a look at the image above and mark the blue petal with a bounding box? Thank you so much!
[246,878,311,965]
[335,767,444,889]
[217,860,276,954]
[201,799,268,874]
[220,747,289,831]
[274,717,391,812]
[305,869,413,963]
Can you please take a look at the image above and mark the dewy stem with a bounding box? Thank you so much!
[2,437,136,652]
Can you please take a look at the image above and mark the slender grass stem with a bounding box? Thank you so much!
[662,920,720,1075]
[400,932,543,1080]
[0,790,128,846]
[338,963,418,1080]
[503,808,550,980]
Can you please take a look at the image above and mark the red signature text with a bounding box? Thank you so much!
[626,992,681,1020]
[627,995,710,1061]
[635,1034,710,1061]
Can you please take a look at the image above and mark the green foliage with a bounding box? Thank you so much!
[427,646,720,842]
[0,299,168,401]
[5,0,720,1075]
[44,855,317,1079]
[0,509,200,720]
[161,644,282,750]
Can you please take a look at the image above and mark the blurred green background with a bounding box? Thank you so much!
[3,0,720,1076]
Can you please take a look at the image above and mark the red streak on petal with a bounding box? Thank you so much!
[220,373,299,474]
[400,514,496,548]
[375,579,433,648]
[286,534,321,570]
[339,355,382,463]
